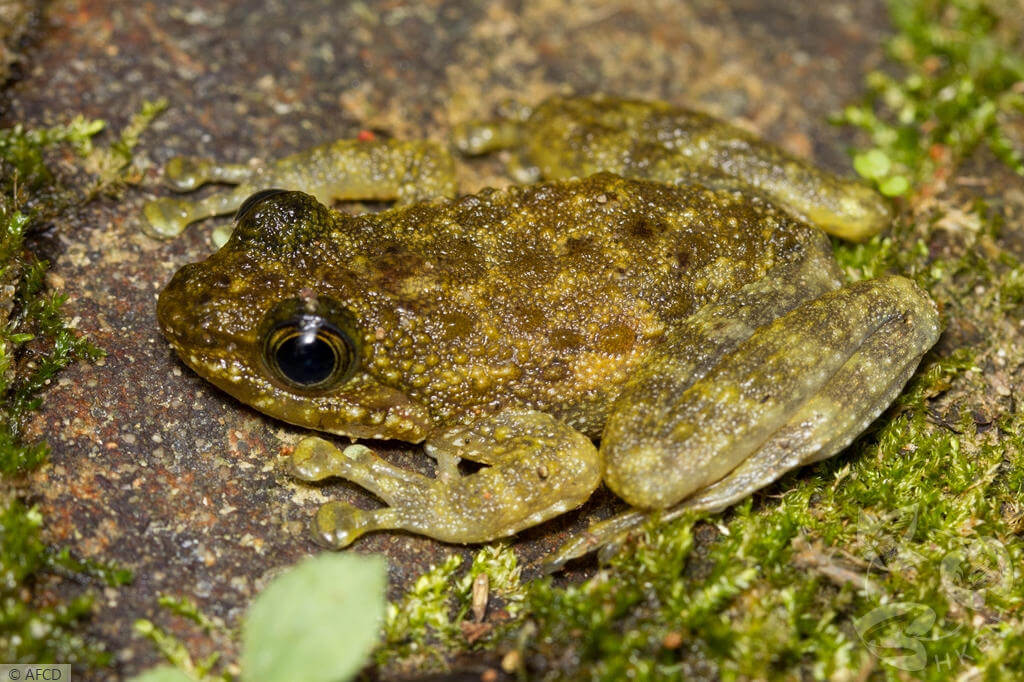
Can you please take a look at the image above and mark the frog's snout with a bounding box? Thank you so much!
[155,263,200,346]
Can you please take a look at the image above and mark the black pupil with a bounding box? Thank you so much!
[275,325,337,386]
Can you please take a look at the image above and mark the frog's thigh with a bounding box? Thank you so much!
[602,274,940,511]
[290,411,601,547]
[675,314,928,513]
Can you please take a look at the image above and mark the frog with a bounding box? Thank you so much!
[151,95,940,570]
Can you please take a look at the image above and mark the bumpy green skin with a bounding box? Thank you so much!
[154,96,940,560]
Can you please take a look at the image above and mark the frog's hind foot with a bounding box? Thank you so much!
[541,508,652,574]
[546,275,942,572]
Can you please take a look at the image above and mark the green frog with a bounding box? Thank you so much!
[151,96,940,569]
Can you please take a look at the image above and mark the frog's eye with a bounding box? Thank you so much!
[264,314,356,390]
[235,188,290,223]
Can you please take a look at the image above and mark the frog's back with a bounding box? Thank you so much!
[328,173,823,433]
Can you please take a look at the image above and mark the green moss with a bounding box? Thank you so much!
[378,544,526,675]
[0,101,164,664]
[835,0,1024,196]
[132,594,234,681]
[0,500,102,664]
[133,618,228,682]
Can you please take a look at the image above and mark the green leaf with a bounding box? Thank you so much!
[879,174,911,196]
[129,665,196,682]
[852,148,892,179]
[241,553,387,682]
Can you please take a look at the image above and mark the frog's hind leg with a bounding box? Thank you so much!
[546,275,940,571]
[676,125,893,242]
[602,274,939,511]
[289,410,601,548]
[144,139,457,239]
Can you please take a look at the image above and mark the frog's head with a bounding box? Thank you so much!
[156,190,433,442]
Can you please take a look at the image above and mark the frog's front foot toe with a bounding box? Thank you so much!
[311,501,365,549]
[163,156,209,191]
[143,197,193,239]
[289,436,351,481]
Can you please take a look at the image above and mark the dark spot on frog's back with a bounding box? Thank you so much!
[507,248,560,286]
[434,236,486,280]
[550,328,585,352]
[565,235,598,260]
[513,302,547,333]
[626,214,668,240]
[674,249,691,269]
[597,322,636,355]
[434,310,475,342]
[540,358,572,382]
[372,243,428,281]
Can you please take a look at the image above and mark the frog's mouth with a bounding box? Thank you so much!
[164,334,433,443]
[239,370,433,443]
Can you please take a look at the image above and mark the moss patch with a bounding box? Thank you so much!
[0,101,164,664]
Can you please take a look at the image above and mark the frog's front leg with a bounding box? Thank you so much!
[547,275,940,570]
[289,410,601,548]
[144,139,456,239]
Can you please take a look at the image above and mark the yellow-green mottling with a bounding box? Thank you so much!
[152,96,940,568]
